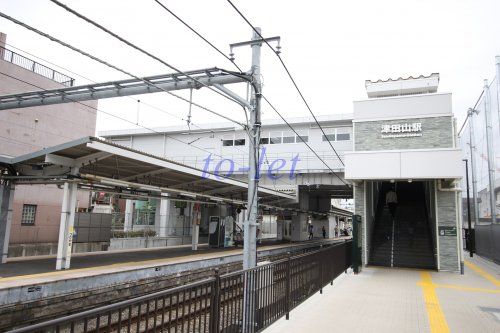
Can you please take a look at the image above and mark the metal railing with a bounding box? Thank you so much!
[8,240,352,333]
[0,46,75,87]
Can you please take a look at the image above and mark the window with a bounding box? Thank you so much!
[295,130,309,143]
[322,134,336,142]
[260,137,269,144]
[297,135,308,143]
[270,131,282,144]
[282,131,295,144]
[336,127,352,141]
[222,134,234,147]
[21,204,37,225]
[234,138,245,146]
[336,133,350,141]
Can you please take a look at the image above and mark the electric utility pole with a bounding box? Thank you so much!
[245,28,262,270]
[229,28,280,270]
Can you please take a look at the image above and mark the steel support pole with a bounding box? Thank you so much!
[463,159,473,257]
[468,108,480,227]
[242,28,262,333]
[244,27,262,270]
[483,80,497,224]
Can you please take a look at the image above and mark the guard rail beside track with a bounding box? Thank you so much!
[9,240,352,333]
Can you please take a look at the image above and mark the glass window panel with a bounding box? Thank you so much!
[297,135,308,143]
[260,137,269,144]
[282,131,294,143]
[270,131,282,144]
[322,134,336,142]
[21,204,36,225]
[222,140,234,146]
[336,133,350,141]
[234,139,245,146]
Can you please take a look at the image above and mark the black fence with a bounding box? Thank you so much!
[475,224,500,263]
[0,45,75,86]
[8,240,352,333]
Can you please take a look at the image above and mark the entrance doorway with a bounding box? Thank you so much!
[368,181,436,269]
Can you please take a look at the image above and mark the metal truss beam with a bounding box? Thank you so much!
[0,68,250,110]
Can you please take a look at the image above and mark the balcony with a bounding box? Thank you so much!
[0,45,75,87]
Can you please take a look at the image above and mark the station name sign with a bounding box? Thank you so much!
[381,122,422,138]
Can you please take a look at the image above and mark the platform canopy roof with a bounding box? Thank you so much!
[0,136,304,209]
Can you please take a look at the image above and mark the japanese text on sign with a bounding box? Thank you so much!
[381,122,422,138]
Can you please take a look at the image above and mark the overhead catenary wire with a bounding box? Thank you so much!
[262,95,350,187]
[1,71,294,189]
[0,11,295,192]
[46,2,303,193]
[0,11,245,128]
[219,69,349,188]
[458,90,485,136]
[148,0,293,201]
[226,0,345,166]
[0,71,245,173]
[153,0,243,73]
[48,0,248,115]
[2,42,241,139]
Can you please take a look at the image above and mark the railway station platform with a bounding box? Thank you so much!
[264,255,500,333]
[0,238,345,306]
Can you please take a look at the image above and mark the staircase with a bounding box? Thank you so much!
[369,182,436,269]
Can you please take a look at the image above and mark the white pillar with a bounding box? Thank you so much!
[63,182,78,270]
[124,199,133,231]
[192,203,201,250]
[56,182,70,270]
[192,224,200,250]
[56,168,79,270]
[0,182,15,264]
[158,195,170,237]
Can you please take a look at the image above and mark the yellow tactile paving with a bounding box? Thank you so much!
[464,260,500,287]
[419,272,451,333]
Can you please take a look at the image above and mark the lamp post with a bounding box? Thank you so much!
[463,159,474,257]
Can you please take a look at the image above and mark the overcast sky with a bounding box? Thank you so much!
[1,0,499,133]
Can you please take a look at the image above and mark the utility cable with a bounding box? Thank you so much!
[218,69,349,187]
[3,42,246,139]
[226,0,345,166]
[0,71,243,174]
[0,11,245,128]
[1,72,294,191]
[153,0,243,73]
[262,95,350,187]
[48,0,247,114]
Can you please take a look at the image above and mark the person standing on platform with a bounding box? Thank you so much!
[386,187,398,220]
[322,226,326,239]
[308,223,314,240]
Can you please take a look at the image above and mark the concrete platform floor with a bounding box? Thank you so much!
[265,255,500,333]
[0,237,340,288]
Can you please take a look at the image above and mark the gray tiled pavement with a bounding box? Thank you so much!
[264,256,500,333]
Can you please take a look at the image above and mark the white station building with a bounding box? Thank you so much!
[101,73,464,272]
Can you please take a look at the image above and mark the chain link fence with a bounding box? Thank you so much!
[459,57,500,262]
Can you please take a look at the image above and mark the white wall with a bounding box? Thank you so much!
[345,148,463,180]
[107,120,354,175]
[353,93,452,121]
